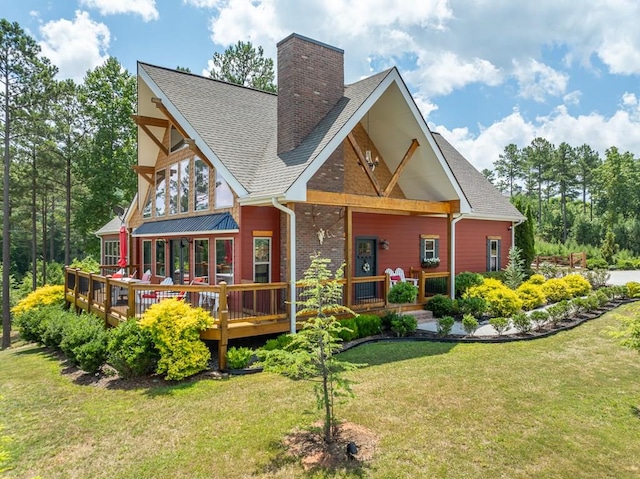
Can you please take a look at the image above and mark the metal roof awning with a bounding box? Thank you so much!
[132,213,239,237]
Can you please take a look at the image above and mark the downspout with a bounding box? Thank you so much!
[271,198,296,333]
[449,213,466,299]
[511,219,524,248]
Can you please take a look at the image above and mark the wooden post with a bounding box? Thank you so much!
[127,283,136,318]
[384,272,390,306]
[87,273,94,314]
[104,276,112,326]
[582,252,587,268]
[218,281,229,371]
[345,207,353,307]
[73,268,80,313]
[418,271,425,304]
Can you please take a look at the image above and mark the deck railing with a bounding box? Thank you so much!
[533,252,586,269]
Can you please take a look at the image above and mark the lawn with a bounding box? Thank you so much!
[1,305,640,478]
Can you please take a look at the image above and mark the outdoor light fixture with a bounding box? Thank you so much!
[365,112,379,171]
[380,239,389,250]
[346,441,358,460]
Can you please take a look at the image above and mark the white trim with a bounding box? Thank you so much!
[449,213,466,298]
[138,65,249,198]
[271,198,296,334]
[132,229,239,238]
[252,236,272,283]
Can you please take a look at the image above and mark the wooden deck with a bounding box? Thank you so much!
[64,268,448,369]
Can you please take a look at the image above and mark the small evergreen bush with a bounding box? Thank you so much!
[437,316,455,337]
[626,282,640,298]
[529,310,549,330]
[354,314,382,337]
[586,258,608,270]
[581,269,610,289]
[387,281,418,304]
[546,301,569,326]
[454,272,484,298]
[512,311,532,334]
[503,246,526,289]
[107,319,159,378]
[425,294,455,317]
[455,296,487,318]
[226,347,254,370]
[461,313,479,336]
[516,283,546,310]
[381,310,402,331]
[335,318,359,342]
[40,309,75,349]
[13,305,52,343]
[262,333,295,351]
[390,314,418,337]
[489,317,510,336]
[59,314,108,374]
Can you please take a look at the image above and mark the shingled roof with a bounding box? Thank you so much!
[432,133,524,220]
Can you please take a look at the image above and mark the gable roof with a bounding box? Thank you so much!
[95,216,122,236]
[433,133,524,220]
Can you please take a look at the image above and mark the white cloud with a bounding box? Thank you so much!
[413,95,439,120]
[513,58,568,102]
[80,0,159,22]
[38,11,110,82]
[622,92,638,106]
[563,90,581,106]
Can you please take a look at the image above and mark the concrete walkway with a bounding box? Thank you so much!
[417,270,640,337]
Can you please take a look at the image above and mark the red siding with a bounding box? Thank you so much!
[240,206,281,282]
[352,213,448,276]
[455,219,512,273]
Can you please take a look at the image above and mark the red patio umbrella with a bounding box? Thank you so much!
[117,225,128,267]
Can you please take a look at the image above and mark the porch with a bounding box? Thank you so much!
[64,267,450,369]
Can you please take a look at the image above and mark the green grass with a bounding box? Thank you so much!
[2,306,640,478]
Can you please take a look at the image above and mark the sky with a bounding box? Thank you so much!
[4,0,640,172]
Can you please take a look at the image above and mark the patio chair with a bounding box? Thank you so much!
[138,276,174,307]
[386,267,418,287]
[394,267,418,286]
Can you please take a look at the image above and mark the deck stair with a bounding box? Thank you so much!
[403,309,433,324]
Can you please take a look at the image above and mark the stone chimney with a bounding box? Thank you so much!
[277,33,344,155]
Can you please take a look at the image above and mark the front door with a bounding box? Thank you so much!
[355,237,377,301]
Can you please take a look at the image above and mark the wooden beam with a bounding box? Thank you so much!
[184,139,214,169]
[139,123,169,156]
[307,190,455,214]
[132,115,170,128]
[346,132,382,196]
[151,97,190,140]
[383,139,419,197]
[133,165,155,185]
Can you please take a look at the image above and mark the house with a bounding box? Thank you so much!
[99,33,523,310]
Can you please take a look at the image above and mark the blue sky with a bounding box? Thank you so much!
[4,0,640,171]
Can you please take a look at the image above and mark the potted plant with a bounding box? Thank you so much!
[421,257,440,269]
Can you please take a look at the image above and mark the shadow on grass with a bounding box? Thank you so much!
[338,338,457,367]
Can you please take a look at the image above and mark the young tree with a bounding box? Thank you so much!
[575,144,601,218]
[523,137,554,228]
[554,142,578,243]
[208,41,276,93]
[0,19,56,347]
[260,254,361,443]
[513,197,535,269]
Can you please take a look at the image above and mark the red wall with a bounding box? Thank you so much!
[240,206,281,282]
[455,219,512,273]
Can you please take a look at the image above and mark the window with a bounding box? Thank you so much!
[169,163,178,214]
[155,239,166,277]
[142,189,152,218]
[215,238,234,284]
[170,126,186,152]
[179,159,190,213]
[420,235,440,265]
[253,237,270,283]
[194,239,209,280]
[155,169,166,217]
[487,238,501,271]
[104,240,120,265]
[215,170,233,208]
[143,240,152,274]
[194,157,209,211]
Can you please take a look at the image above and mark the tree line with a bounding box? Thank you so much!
[485,138,640,256]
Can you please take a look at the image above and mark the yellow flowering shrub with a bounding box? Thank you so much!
[625,281,640,298]
[139,299,213,380]
[562,274,592,298]
[516,283,547,310]
[526,274,546,285]
[541,278,572,302]
[11,285,65,317]
[465,278,523,317]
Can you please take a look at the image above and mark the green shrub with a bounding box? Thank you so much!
[335,318,359,342]
[586,258,608,270]
[387,281,418,304]
[59,314,108,373]
[546,301,569,326]
[541,278,572,303]
[466,278,523,317]
[595,290,609,307]
[584,294,600,312]
[581,269,610,289]
[461,314,479,336]
[562,274,592,298]
[454,272,483,298]
[262,333,295,351]
[455,296,487,318]
[390,314,418,337]
[512,312,532,334]
[69,255,101,273]
[13,305,53,343]
[529,310,549,330]
[480,271,506,282]
[381,310,402,331]
[489,317,510,336]
[626,282,640,298]
[354,314,382,337]
[107,319,159,378]
[516,283,546,310]
[425,294,455,317]
[616,259,636,270]
[226,347,254,370]
[40,309,75,349]
[437,316,455,337]
[139,299,214,380]
[11,284,65,318]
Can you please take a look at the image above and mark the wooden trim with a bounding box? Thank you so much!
[133,165,155,185]
[487,235,502,240]
[307,190,454,214]
[184,139,214,169]
[383,139,419,197]
[346,132,382,196]
[420,234,440,239]
[139,123,169,156]
[252,230,273,237]
[345,206,353,306]
[132,115,170,128]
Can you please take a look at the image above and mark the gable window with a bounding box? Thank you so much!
[155,169,166,217]
[215,238,234,284]
[253,237,271,283]
[170,126,186,153]
[143,240,152,274]
[104,240,120,265]
[155,239,166,277]
[179,158,190,213]
[215,170,233,209]
[169,163,179,214]
[194,157,209,211]
[420,234,440,267]
[487,237,501,272]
